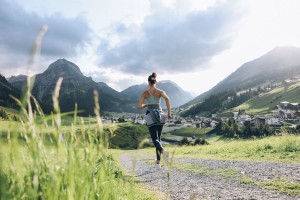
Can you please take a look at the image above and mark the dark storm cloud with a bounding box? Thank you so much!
[99,1,244,75]
[0,0,92,67]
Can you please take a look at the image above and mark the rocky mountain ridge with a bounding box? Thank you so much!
[9,59,136,115]
[7,59,191,115]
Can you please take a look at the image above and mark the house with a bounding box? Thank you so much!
[201,120,210,128]
[210,120,219,128]
[244,120,251,127]
[211,114,217,119]
[252,117,266,128]
[284,110,295,119]
[238,109,246,115]
[287,103,299,110]
[279,110,286,119]
[271,110,281,118]
[294,111,300,119]
[134,117,145,125]
[280,101,290,109]
[264,114,280,126]
[233,111,251,127]
[193,121,201,128]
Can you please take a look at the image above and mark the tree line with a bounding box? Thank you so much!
[0,109,18,121]
[214,118,300,138]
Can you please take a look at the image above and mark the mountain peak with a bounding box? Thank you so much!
[8,74,27,83]
[159,80,180,88]
[45,59,83,76]
[97,82,108,87]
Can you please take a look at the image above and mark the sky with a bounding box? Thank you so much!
[1,0,300,96]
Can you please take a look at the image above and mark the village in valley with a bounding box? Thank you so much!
[99,77,300,144]
[104,100,299,130]
[131,79,300,132]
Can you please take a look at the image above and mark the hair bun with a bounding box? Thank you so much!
[152,72,157,78]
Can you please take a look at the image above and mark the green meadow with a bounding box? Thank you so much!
[168,127,213,137]
[145,132,300,164]
[2,112,300,199]
[0,119,159,200]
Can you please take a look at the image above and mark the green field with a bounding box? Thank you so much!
[106,122,151,149]
[152,134,300,163]
[1,113,300,199]
[161,127,213,143]
[230,82,300,114]
[169,127,213,137]
[0,116,159,200]
[0,106,24,121]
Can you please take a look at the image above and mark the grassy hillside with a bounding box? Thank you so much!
[185,46,300,107]
[108,122,151,149]
[168,127,213,137]
[0,106,23,121]
[229,82,300,114]
[0,106,20,116]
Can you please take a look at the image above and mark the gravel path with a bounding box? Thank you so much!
[120,151,300,200]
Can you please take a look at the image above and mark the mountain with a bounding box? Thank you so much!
[96,82,136,112]
[10,59,136,115]
[0,74,20,108]
[185,46,300,106]
[7,74,27,95]
[121,80,194,108]
[8,75,27,82]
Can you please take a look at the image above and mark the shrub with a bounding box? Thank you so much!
[194,138,209,145]
[117,117,125,123]
[179,137,190,145]
[0,109,8,120]
[264,144,273,150]
[283,140,300,152]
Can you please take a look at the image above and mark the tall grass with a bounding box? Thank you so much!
[0,77,140,199]
[0,27,155,199]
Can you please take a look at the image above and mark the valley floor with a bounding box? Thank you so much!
[120,151,300,200]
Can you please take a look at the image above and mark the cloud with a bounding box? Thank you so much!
[86,70,143,91]
[98,1,244,75]
[0,0,92,71]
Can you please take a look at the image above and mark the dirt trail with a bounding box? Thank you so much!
[120,151,300,200]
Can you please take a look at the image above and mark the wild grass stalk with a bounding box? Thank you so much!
[0,26,153,200]
[1,76,147,199]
